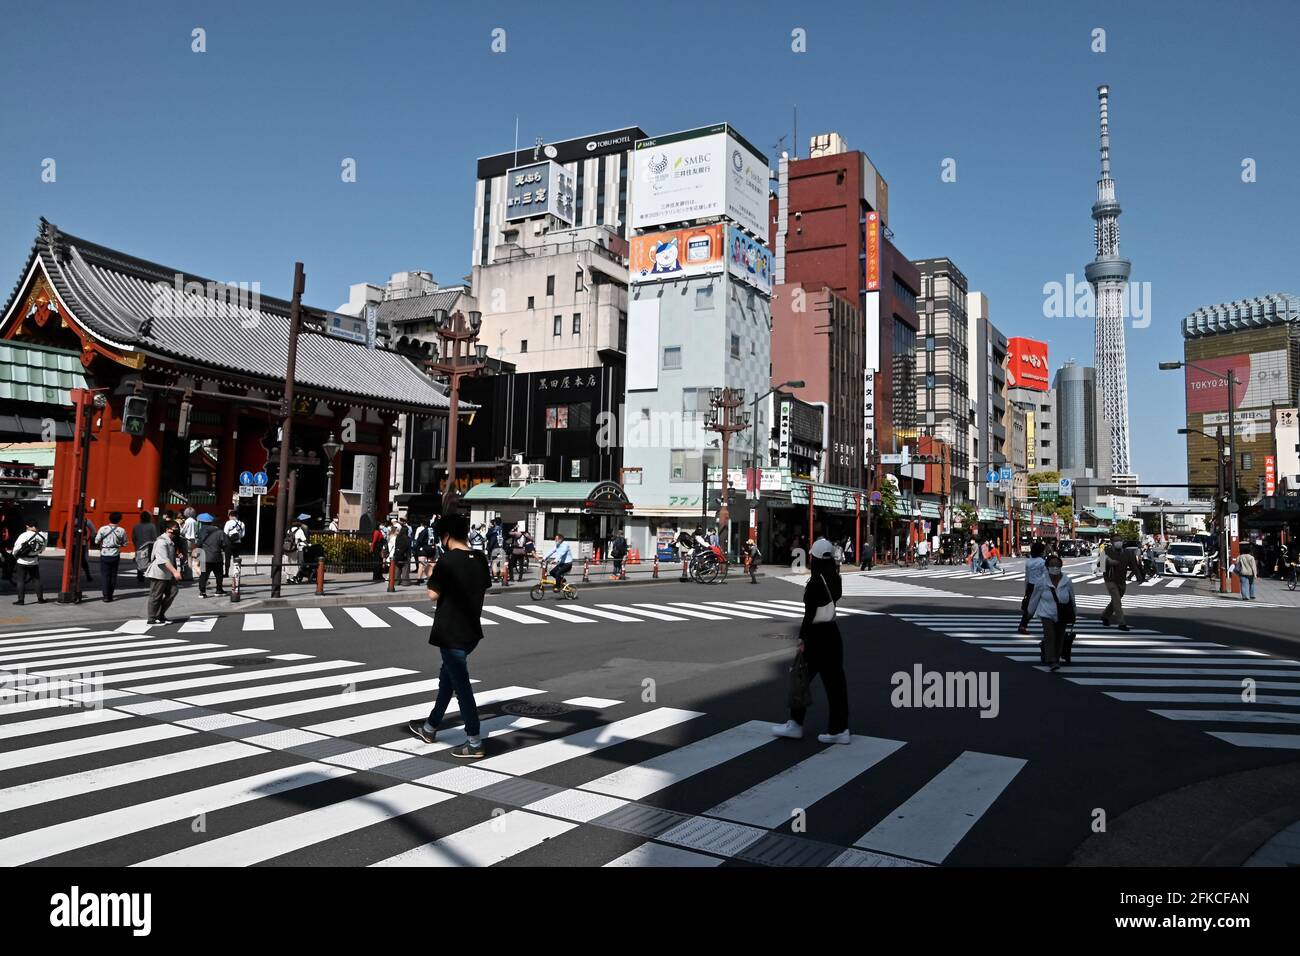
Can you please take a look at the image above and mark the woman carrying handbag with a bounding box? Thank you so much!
[1027,554,1077,671]
[772,537,851,744]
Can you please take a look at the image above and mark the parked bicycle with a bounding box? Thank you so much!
[530,559,579,601]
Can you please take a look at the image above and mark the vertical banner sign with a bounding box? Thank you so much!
[863,368,876,464]
[865,212,880,291]
[1265,455,1276,496]
[365,303,378,350]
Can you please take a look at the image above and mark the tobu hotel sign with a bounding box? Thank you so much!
[1006,337,1050,392]
[1186,349,1291,414]
[505,160,575,225]
[632,124,770,239]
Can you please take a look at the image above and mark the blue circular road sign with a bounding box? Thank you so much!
[239,471,253,485]
[253,471,269,486]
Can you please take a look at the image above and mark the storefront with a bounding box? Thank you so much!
[462,480,633,556]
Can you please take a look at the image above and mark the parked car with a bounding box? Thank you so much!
[1164,541,1210,577]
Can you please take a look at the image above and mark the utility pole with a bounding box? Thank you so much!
[270,262,305,599]
[425,309,486,516]
[706,388,749,556]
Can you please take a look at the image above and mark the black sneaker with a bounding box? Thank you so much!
[450,741,485,759]
[406,720,436,744]
[1118,624,1131,632]
[146,618,157,624]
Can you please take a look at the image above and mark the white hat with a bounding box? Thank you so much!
[809,537,836,559]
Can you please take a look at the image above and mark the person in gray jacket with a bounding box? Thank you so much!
[196,515,229,597]
[146,519,183,624]
[1027,554,1077,671]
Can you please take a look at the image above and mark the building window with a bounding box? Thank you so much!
[546,275,555,296]
[670,448,720,483]
[682,388,711,419]
[617,161,629,231]
[575,271,584,292]
[926,336,935,352]
[480,179,492,265]
[663,346,682,369]
[1241,452,1253,471]
[526,295,535,310]
[575,164,585,226]
[572,313,581,334]
[596,156,607,225]
[730,334,741,358]
[1041,439,1051,447]
[545,405,570,430]
[696,284,714,310]
[546,402,592,431]
[520,339,528,353]
[618,310,628,352]
[1041,457,1051,466]
[553,315,562,336]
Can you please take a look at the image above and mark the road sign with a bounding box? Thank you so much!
[870,491,882,503]
[1000,467,1013,482]
[1058,477,1072,495]
[239,471,254,485]
[239,484,268,498]
[1037,483,1059,501]
[985,469,998,484]
[253,471,268,486]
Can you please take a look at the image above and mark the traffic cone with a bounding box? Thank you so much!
[582,557,590,582]
[653,554,659,578]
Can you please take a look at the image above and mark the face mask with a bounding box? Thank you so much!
[1049,568,1062,579]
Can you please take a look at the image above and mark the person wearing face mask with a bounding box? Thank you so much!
[771,537,850,744]
[1018,540,1048,634]
[1026,554,1077,671]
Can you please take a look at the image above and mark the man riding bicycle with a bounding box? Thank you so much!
[546,533,574,591]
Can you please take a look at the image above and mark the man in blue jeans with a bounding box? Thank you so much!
[407,511,492,758]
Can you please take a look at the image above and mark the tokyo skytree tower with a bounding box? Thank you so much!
[1084,84,1133,476]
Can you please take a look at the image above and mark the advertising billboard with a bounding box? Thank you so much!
[1186,349,1291,413]
[726,225,772,295]
[631,124,769,238]
[477,126,646,179]
[865,212,881,291]
[629,224,725,285]
[505,160,575,224]
[1006,337,1050,392]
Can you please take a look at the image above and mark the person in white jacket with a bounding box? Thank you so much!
[1018,540,1048,634]
[1026,554,1077,671]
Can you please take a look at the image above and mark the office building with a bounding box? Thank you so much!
[913,258,971,503]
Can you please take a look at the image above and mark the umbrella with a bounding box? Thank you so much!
[197,513,214,522]
[296,513,311,521]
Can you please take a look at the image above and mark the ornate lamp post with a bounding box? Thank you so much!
[321,432,343,524]
[425,310,487,515]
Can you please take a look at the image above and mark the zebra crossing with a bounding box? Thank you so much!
[895,612,1300,750]
[868,562,1197,590]
[0,618,1024,867]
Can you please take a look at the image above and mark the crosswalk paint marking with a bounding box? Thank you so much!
[0,626,93,642]
[178,617,218,633]
[0,630,125,649]
[1068,678,1300,690]
[854,751,1026,864]
[670,602,766,620]
[480,605,550,625]
[1006,656,1294,665]
[526,788,628,823]
[176,667,417,707]
[135,782,455,866]
[618,603,704,621]
[371,810,575,867]
[582,720,774,802]
[1105,692,1300,705]
[988,646,1265,657]
[1167,578,1187,588]
[343,607,389,629]
[242,614,274,631]
[968,640,1218,648]
[27,647,268,679]
[238,677,449,724]
[525,605,600,624]
[296,609,332,630]
[301,684,534,737]
[115,620,156,634]
[380,715,550,756]
[1038,666,1300,677]
[391,606,434,627]
[478,707,703,776]
[705,601,803,619]
[0,724,194,773]
[1207,732,1300,750]
[91,663,232,684]
[553,606,643,623]
[0,695,90,717]
[1150,709,1300,725]
[268,653,314,661]
[564,697,622,708]
[0,709,128,741]
[0,638,185,664]
[127,659,362,694]
[704,734,904,829]
[604,842,723,867]
[0,741,263,815]
[0,763,353,866]
[3,642,228,672]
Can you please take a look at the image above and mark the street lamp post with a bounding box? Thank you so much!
[748,380,804,545]
[1179,425,1231,592]
[426,310,487,515]
[705,388,749,556]
[321,432,343,524]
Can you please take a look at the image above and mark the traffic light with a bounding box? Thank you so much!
[122,395,149,435]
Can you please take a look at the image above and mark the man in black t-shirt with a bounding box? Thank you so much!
[407,511,492,758]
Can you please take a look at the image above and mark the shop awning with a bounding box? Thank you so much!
[791,480,868,511]
[462,480,632,514]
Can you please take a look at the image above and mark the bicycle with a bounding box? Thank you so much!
[689,547,728,585]
[530,560,579,601]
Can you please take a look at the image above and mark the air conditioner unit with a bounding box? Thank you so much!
[509,463,545,485]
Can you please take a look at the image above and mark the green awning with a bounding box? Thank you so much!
[462,480,632,512]
[0,341,85,405]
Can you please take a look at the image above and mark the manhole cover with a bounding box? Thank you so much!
[220,657,271,667]
[502,701,571,718]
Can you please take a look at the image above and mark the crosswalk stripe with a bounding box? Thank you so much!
[0,638,184,664]
[175,667,415,707]
[704,734,905,829]
[0,724,194,772]
[0,630,130,650]
[301,684,535,737]
[98,664,233,684]
[136,782,455,866]
[1150,709,1300,725]
[380,715,550,756]
[550,605,643,623]
[991,646,1264,657]
[0,626,92,642]
[27,647,268,679]
[1010,656,1298,665]
[391,607,433,627]
[242,614,274,631]
[478,707,703,776]
[0,695,90,717]
[3,642,227,671]
[1040,666,1300,677]
[126,659,362,694]
[0,763,353,866]
[1167,578,1187,588]
[1069,678,1300,689]
[238,677,448,723]
[670,602,766,620]
[371,809,576,867]
[116,620,156,634]
[0,709,129,741]
[854,751,1026,864]
[581,720,774,801]
[525,605,600,624]
[480,605,549,625]
[621,603,708,621]
[296,609,332,630]
[343,608,389,629]
[705,600,803,619]
[178,617,218,633]
[1207,732,1300,749]
[968,640,1218,648]
[604,842,724,867]
[1106,692,1300,705]
[0,741,263,815]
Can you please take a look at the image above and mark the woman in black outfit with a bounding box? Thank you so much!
[772,538,851,744]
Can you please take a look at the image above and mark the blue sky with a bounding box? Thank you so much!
[2,0,1297,491]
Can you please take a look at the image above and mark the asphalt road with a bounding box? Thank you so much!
[1,563,1297,867]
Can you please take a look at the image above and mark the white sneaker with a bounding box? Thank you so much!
[770,720,804,739]
[817,730,851,745]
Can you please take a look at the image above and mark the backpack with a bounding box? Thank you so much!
[227,521,244,544]
[283,530,297,552]
[16,532,45,560]
[611,537,627,559]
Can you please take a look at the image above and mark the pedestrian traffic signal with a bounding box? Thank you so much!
[121,395,149,435]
